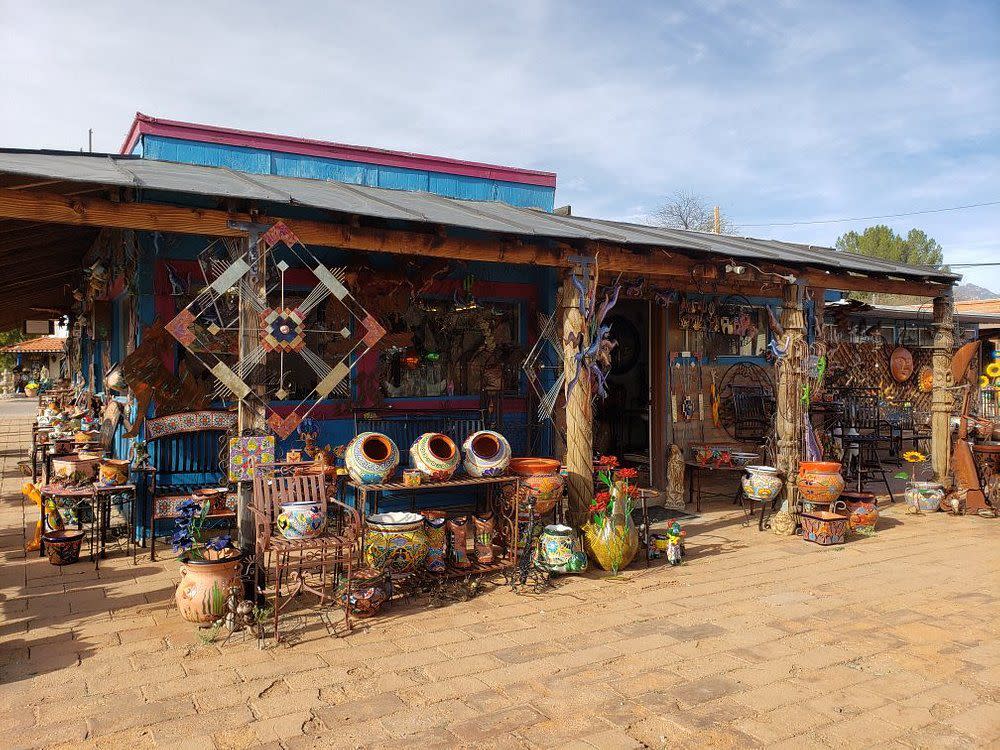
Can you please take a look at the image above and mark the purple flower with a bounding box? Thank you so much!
[204,535,232,552]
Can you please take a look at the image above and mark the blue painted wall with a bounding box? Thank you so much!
[136,135,555,211]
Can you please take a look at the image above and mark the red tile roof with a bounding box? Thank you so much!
[1,336,66,354]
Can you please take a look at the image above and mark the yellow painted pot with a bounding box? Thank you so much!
[582,515,639,573]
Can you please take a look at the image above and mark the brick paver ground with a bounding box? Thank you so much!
[0,412,997,749]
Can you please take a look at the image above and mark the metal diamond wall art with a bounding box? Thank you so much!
[165,221,385,439]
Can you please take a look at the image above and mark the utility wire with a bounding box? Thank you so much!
[737,200,1000,227]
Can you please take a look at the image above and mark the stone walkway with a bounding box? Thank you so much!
[0,413,997,749]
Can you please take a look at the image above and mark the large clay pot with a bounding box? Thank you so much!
[345,432,399,485]
[409,433,460,481]
[338,568,389,619]
[741,465,783,502]
[462,430,511,478]
[276,501,327,539]
[840,491,879,534]
[537,524,588,574]
[42,529,85,566]
[582,500,639,573]
[364,512,428,573]
[174,554,242,624]
[904,482,944,512]
[51,454,100,485]
[800,511,848,546]
[509,457,564,515]
[98,459,130,487]
[797,461,845,504]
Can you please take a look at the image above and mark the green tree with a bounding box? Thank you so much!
[836,225,945,303]
[0,328,26,371]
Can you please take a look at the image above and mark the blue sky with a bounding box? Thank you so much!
[2,1,998,286]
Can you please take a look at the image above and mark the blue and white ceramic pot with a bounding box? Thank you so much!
[276,501,327,539]
[462,430,511,478]
[741,465,783,502]
[345,432,399,485]
[409,433,460,481]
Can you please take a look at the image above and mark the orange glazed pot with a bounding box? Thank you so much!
[509,458,564,515]
[797,461,845,504]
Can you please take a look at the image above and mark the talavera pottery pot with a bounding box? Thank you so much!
[797,461,845,504]
[409,433,460,481]
[174,553,242,624]
[741,465,783,502]
[42,529,85,566]
[276,501,327,540]
[509,457,565,515]
[51,454,100,485]
[462,430,511,478]
[97,458,130,487]
[800,510,848,546]
[840,491,879,534]
[338,567,389,618]
[583,501,639,573]
[345,432,399,485]
[423,516,447,572]
[364,512,428,573]
[904,482,944,512]
[537,524,588,574]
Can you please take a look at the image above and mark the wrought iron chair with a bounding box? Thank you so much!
[840,390,893,498]
[250,468,362,640]
[730,386,775,441]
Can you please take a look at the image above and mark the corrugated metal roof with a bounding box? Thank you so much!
[0,150,959,284]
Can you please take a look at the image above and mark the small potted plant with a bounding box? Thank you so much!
[172,498,243,624]
[24,381,39,397]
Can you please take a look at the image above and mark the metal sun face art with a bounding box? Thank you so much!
[165,222,385,439]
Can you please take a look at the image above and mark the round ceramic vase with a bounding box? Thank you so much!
[741,465,783,501]
[509,457,565,515]
[410,433,460,480]
[462,430,512,478]
[537,524,588,574]
[840,491,879,534]
[276,501,327,539]
[904,482,944,512]
[364,512,429,573]
[174,555,242,624]
[797,461,845,504]
[345,432,399,485]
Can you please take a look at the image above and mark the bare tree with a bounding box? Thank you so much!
[651,190,736,234]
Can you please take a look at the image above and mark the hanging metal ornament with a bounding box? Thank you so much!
[523,309,566,425]
[165,221,385,439]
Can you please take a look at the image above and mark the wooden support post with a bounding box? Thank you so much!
[931,294,955,485]
[775,282,807,518]
[562,268,593,526]
[811,288,826,343]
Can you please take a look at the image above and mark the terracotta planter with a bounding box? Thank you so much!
[98,459,130,487]
[276,501,327,539]
[410,433,460,480]
[741,465,783,502]
[174,554,242,624]
[840,491,879,534]
[42,529,85,566]
[509,457,564,515]
[51,454,99,485]
[338,568,389,618]
[904,482,943,512]
[424,516,447,573]
[800,510,848,545]
[364,512,428,573]
[345,432,399,485]
[462,430,511,478]
[797,461,845,504]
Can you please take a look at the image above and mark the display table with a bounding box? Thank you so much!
[684,461,743,512]
[39,483,137,568]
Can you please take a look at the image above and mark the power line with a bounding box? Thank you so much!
[737,200,1000,228]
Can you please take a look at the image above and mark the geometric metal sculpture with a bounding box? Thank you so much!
[166,221,385,439]
[522,310,565,423]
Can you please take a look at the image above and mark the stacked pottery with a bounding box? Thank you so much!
[904,482,944,512]
[462,430,511,477]
[276,501,327,539]
[410,433,460,481]
[797,461,846,511]
[345,432,399,484]
[508,458,565,515]
[840,491,879,534]
[364,512,429,573]
[741,465,784,502]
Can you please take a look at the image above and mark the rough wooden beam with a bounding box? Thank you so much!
[801,269,950,299]
[931,295,955,486]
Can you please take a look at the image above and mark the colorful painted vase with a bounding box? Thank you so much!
[537,524,588,573]
[174,554,242,623]
[462,430,511,478]
[51,454,100,485]
[840,491,879,534]
[97,458,130,487]
[582,501,639,573]
[276,501,327,539]
[800,510,848,545]
[904,482,944,512]
[741,465,783,502]
[424,516,447,573]
[345,432,399,485]
[338,568,389,618]
[364,512,428,573]
[42,529,85,566]
[472,512,495,564]
[797,461,845,504]
[409,433,460,481]
[509,457,564,515]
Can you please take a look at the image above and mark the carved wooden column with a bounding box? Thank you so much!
[931,294,955,485]
[562,268,593,526]
[774,282,807,519]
